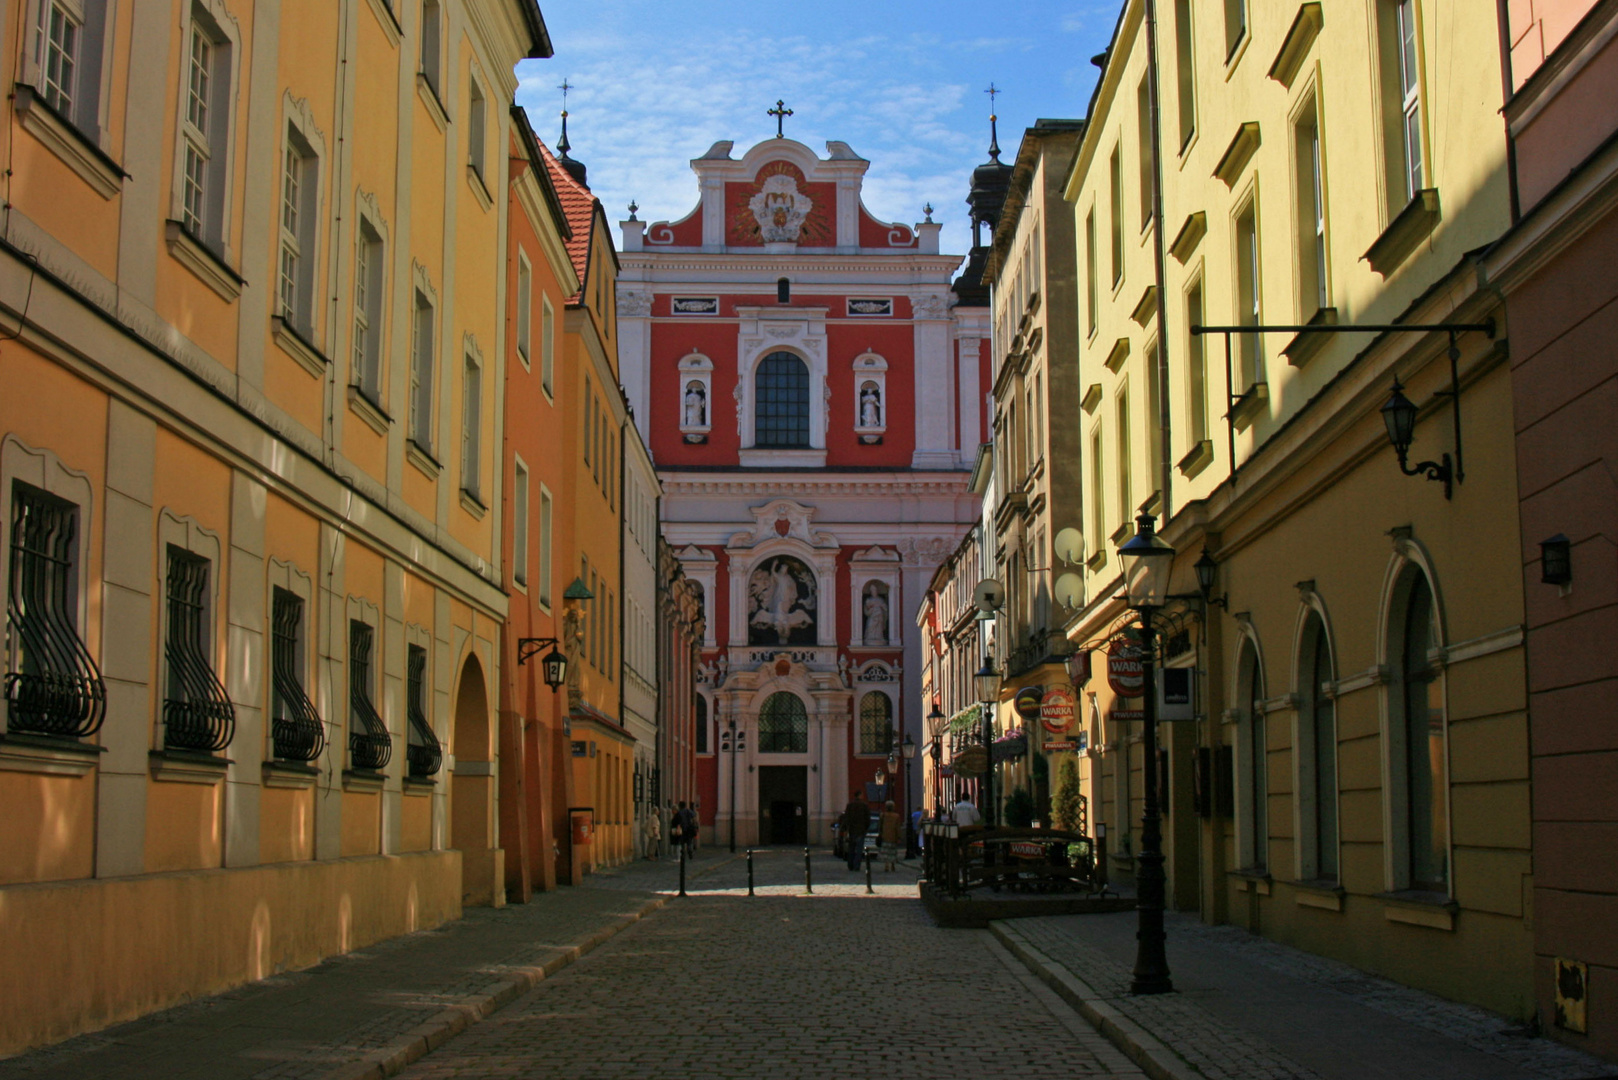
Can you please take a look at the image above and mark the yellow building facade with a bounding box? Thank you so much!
[1062,0,1530,1018]
[0,0,549,1054]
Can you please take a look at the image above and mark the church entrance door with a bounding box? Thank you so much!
[757,765,808,845]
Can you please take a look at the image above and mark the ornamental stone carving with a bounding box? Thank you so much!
[618,289,653,317]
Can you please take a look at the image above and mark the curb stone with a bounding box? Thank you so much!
[323,894,667,1080]
[991,920,1203,1080]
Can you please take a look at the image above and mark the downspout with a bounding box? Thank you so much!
[1494,0,1521,222]
[1145,0,1175,522]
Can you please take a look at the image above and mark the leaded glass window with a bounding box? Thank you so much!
[754,352,809,448]
[757,691,807,753]
[858,692,892,755]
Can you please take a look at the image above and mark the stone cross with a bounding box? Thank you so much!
[768,99,793,139]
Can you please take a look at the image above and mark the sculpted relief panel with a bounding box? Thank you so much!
[748,556,818,646]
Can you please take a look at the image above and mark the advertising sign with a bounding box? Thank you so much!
[1040,686,1076,733]
[1043,740,1078,752]
[953,745,989,776]
[1014,685,1045,720]
[1107,641,1145,698]
[1110,706,1146,724]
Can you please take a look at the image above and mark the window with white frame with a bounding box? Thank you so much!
[516,250,532,366]
[1084,209,1098,336]
[1088,425,1105,559]
[409,288,435,450]
[31,0,110,139]
[352,219,385,401]
[540,295,555,394]
[1185,279,1208,448]
[1174,0,1195,150]
[1115,384,1132,527]
[179,6,232,252]
[1224,0,1247,59]
[467,74,487,185]
[419,0,441,95]
[461,351,482,500]
[1393,0,1423,201]
[1234,198,1262,389]
[278,126,318,335]
[512,457,529,588]
[1137,76,1153,231]
[1108,145,1123,287]
[1294,96,1329,318]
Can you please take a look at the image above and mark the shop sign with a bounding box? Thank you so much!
[1014,685,1045,720]
[1043,740,1078,752]
[1107,641,1145,698]
[1110,707,1145,723]
[1040,686,1076,733]
[953,745,990,776]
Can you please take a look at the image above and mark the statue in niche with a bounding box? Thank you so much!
[838,653,851,686]
[860,382,881,428]
[747,556,817,645]
[684,381,708,428]
[863,583,889,644]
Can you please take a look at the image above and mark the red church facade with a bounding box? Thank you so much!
[619,137,987,845]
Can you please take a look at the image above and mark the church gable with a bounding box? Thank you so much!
[726,160,835,247]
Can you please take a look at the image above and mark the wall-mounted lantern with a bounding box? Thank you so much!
[1540,534,1572,586]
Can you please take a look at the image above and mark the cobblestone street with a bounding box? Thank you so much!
[396,851,1145,1080]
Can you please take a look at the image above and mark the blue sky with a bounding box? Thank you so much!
[515,1,1120,259]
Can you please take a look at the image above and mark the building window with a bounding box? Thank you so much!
[348,620,390,772]
[409,289,435,450]
[461,352,482,500]
[1224,0,1247,59]
[1089,426,1105,558]
[539,486,553,607]
[406,643,441,778]
[269,587,324,762]
[352,221,385,400]
[419,0,441,94]
[515,251,532,366]
[1393,0,1423,201]
[1186,281,1207,447]
[32,0,110,139]
[540,295,555,394]
[1137,77,1154,231]
[1295,99,1328,317]
[1238,642,1267,872]
[1115,385,1132,526]
[1174,0,1196,150]
[1085,210,1098,336]
[758,691,808,753]
[512,458,529,587]
[1235,199,1262,389]
[466,75,486,185]
[180,10,230,250]
[278,128,318,335]
[1398,572,1446,892]
[1109,145,1123,286]
[1299,613,1337,881]
[5,483,105,739]
[584,379,593,466]
[859,692,893,755]
[755,352,810,448]
[37,1,81,116]
[695,694,708,754]
[164,546,234,752]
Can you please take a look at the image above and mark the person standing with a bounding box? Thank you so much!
[878,800,902,872]
[688,800,701,857]
[909,806,924,857]
[842,791,872,871]
[954,792,983,827]
[644,809,661,860]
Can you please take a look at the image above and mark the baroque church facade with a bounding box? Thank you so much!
[618,135,988,846]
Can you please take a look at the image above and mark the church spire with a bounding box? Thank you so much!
[986,82,1003,162]
[555,78,587,186]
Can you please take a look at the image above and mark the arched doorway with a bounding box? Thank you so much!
[451,652,501,905]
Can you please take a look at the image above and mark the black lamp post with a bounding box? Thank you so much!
[726,705,738,854]
[927,703,945,819]
[974,657,1000,827]
[1117,511,1176,996]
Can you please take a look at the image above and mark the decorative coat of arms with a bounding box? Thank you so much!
[749,175,813,243]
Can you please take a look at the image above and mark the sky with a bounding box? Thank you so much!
[514,1,1121,259]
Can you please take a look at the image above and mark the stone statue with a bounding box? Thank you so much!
[860,384,881,427]
[715,655,728,686]
[863,584,889,644]
[837,653,850,686]
[683,382,707,427]
[749,559,814,644]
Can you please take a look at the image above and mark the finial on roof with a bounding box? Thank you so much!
[984,83,1003,161]
[628,200,639,221]
[923,203,934,223]
[767,99,794,139]
[555,78,587,186]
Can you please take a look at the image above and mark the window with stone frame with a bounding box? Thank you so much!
[858,691,893,755]
[757,691,808,753]
[754,352,810,448]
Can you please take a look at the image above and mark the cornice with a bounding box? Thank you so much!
[660,474,972,497]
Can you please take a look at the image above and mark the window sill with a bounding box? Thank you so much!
[1379,889,1457,930]
[1177,439,1215,479]
[1230,381,1269,431]
[348,384,393,435]
[0,731,104,777]
[407,439,442,479]
[342,768,387,793]
[13,83,126,199]
[466,165,493,212]
[1229,868,1272,894]
[149,749,231,785]
[362,0,403,46]
[1291,878,1345,911]
[165,220,244,302]
[403,776,436,796]
[460,488,487,519]
[1364,189,1441,277]
[262,760,319,790]
[416,73,450,132]
[1282,307,1338,368]
[272,315,330,379]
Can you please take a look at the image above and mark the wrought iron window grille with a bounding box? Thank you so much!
[405,644,441,778]
[269,589,324,762]
[163,547,235,752]
[757,691,808,753]
[5,484,106,739]
[754,352,811,448]
[348,621,391,772]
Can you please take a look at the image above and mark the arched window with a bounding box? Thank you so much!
[1299,614,1337,881]
[755,352,810,448]
[695,694,709,754]
[1397,572,1446,892]
[1237,641,1268,872]
[858,692,893,754]
[758,691,808,753]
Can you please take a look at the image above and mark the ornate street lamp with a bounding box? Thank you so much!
[974,656,1000,827]
[927,703,945,820]
[515,640,569,691]
[1116,512,1175,996]
[1381,376,1454,498]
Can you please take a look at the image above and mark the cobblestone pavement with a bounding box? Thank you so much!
[394,850,1146,1080]
[1005,912,1616,1080]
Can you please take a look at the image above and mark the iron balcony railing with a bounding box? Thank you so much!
[269,589,324,762]
[5,485,106,738]
[348,622,391,771]
[404,645,441,778]
[163,548,235,753]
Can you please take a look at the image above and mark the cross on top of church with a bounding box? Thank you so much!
[767,99,793,139]
[985,82,999,117]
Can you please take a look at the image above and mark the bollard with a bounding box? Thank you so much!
[747,849,755,897]
[678,843,687,898]
[865,851,874,895]
[804,846,812,894]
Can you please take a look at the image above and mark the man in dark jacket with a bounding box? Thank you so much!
[842,792,871,871]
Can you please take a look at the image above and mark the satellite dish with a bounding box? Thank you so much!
[1054,528,1084,565]
[973,578,1004,613]
[1054,573,1084,609]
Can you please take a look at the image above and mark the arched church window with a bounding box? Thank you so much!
[755,352,810,448]
[758,691,808,753]
[859,692,893,754]
[747,555,817,645]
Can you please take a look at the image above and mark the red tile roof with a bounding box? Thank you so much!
[537,141,595,304]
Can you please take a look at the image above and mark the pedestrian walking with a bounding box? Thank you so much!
[644,810,661,860]
[909,807,923,857]
[690,800,702,855]
[878,800,901,871]
[841,791,871,871]
[954,793,982,827]
[670,801,690,859]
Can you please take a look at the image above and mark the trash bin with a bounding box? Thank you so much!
[569,807,594,846]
